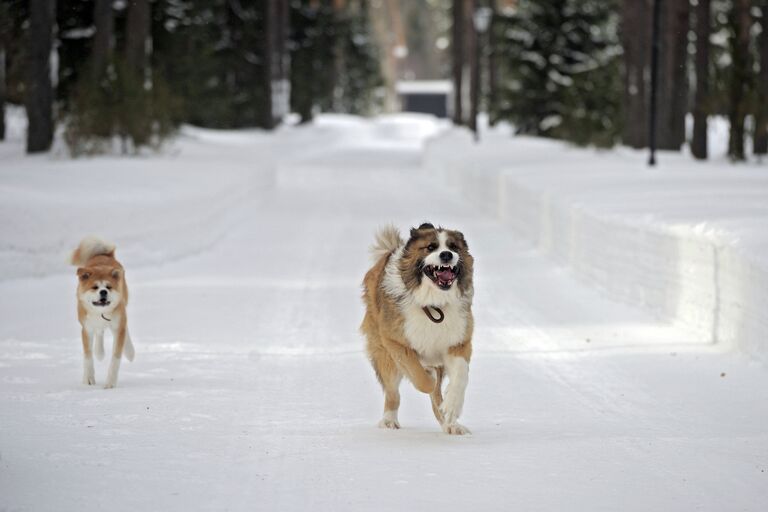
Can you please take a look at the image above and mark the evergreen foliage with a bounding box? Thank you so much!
[495,0,623,147]
[152,0,272,128]
[289,1,337,123]
[336,0,382,116]
[289,0,381,123]
[65,59,178,155]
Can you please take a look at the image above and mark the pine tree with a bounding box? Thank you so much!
[25,0,55,153]
[754,3,768,156]
[728,0,751,161]
[451,0,465,125]
[496,0,622,147]
[290,1,331,123]
[620,0,651,149]
[150,0,275,128]
[0,1,9,141]
[692,0,712,159]
[125,0,150,77]
[657,0,689,151]
[64,0,177,154]
[91,0,114,78]
[336,0,382,115]
[289,0,380,123]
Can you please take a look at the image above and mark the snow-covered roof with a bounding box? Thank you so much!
[395,80,452,95]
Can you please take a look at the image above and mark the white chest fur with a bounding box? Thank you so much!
[402,301,468,367]
[383,246,472,367]
[83,311,115,334]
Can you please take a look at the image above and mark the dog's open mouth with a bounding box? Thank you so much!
[92,300,111,307]
[424,265,459,290]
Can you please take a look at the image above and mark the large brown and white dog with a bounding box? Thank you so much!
[361,223,474,435]
[71,236,134,388]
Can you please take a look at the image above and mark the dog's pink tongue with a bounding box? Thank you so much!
[436,269,455,280]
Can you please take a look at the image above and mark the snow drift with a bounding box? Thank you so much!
[424,128,768,360]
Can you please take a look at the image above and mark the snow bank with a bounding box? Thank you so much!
[424,128,768,360]
[0,112,445,282]
[0,117,278,281]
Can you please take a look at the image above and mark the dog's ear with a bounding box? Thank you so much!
[111,268,121,279]
[452,230,468,250]
[410,222,434,238]
[77,268,91,281]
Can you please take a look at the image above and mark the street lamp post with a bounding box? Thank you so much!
[471,5,492,142]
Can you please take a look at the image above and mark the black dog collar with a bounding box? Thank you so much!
[422,306,445,324]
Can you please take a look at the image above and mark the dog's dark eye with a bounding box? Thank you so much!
[106,285,112,290]
[91,286,98,290]
[448,243,459,251]
[426,243,438,252]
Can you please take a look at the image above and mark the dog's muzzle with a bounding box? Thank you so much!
[424,264,459,290]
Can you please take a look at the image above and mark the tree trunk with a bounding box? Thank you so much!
[259,0,275,129]
[728,0,751,161]
[25,0,55,153]
[754,3,768,156]
[91,0,114,77]
[275,0,289,123]
[657,0,689,151]
[487,0,498,126]
[691,0,711,159]
[468,0,479,137]
[1,46,6,141]
[621,0,651,148]
[125,0,150,77]
[451,0,464,125]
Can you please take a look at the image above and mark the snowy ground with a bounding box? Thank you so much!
[1,113,767,511]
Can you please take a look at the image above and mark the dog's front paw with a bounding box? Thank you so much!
[103,375,118,389]
[439,392,464,425]
[378,417,401,429]
[104,358,120,389]
[442,422,471,435]
[83,360,95,385]
[378,411,400,429]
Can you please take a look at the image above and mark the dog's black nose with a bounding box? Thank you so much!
[439,251,453,263]
[99,289,108,298]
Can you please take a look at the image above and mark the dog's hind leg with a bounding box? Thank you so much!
[369,343,403,429]
[81,328,95,385]
[382,337,435,394]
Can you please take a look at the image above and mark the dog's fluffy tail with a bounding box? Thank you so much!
[369,225,403,262]
[70,236,116,266]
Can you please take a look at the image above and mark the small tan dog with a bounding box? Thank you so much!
[361,223,474,435]
[71,236,134,388]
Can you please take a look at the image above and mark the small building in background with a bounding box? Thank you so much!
[396,80,452,118]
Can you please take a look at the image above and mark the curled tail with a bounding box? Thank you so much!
[70,236,116,266]
[369,225,403,262]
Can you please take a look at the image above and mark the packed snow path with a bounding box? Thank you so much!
[1,116,767,511]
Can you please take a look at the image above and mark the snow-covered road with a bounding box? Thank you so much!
[1,116,767,511]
